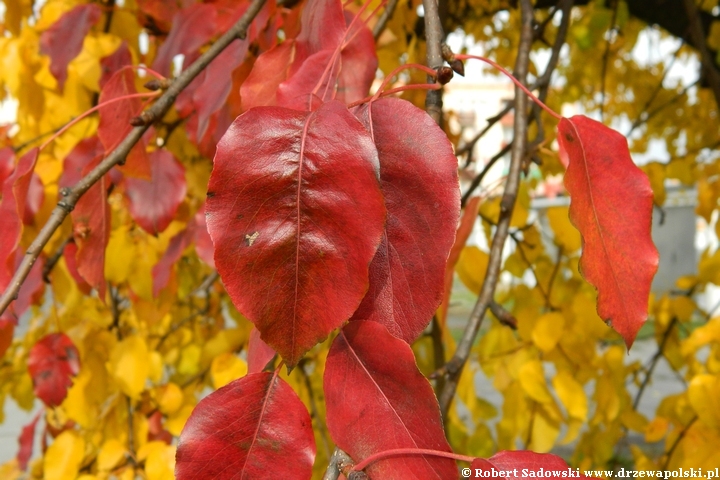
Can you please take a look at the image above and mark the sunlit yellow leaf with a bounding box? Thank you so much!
[687,374,720,428]
[532,312,565,352]
[644,416,669,442]
[547,206,582,252]
[97,439,126,472]
[156,383,184,415]
[166,404,194,436]
[177,344,202,376]
[44,430,85,480]
[138,442,176,480]
[108,335,149,399]
[211,353,248,389]
[552,371,587,420]
[456,246,489,294]
[518,360,553,403]
[528,407,560,453]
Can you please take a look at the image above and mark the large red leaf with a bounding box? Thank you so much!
[99,42,132,89]
[558,116,658,347]
[176,371,315,479]
[152,3,217,77]
[350,98,460,343]
[472,451,593,478]
[0,149,38,291]
[206,101,385,366]
[27,333,81,407]
[59,136,105,189]
[324,321,456,479]
[39,4,101,91]
[72,156,110,300]
[125,149,186,235]
[98,69,151,179]
[0,147,13,184]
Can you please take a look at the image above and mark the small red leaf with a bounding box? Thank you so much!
[176,371,315,480]
[98,69,151,179]
[240,41,295,111]
[22,174,45,226]
[0,319,13,358]
[193,206,215,268]
[439,196,480,326]
[324,321,456,479]
[350,98,460,343]
[39,4,101,91]
[59,136,105,190]
[27,333,81,407]
[0,148,13,185]
[0,148,39,291]
[63,242,91,294]
[17,410,42,470]
[72,156,110,299]
[125,149,186,235]
[152,226,192,297]
[152,4,217,77]
[472,451,594,478]
[99,42,132,89]
[558,116,659,347]
[247,327,276,374]
[207,101,386,366]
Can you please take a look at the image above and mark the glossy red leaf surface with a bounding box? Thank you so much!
[324,321,456,479]
[350,98,460,343]
[39,4,101,90]
[98,69,151,179]
[72,156,110,300]
[206,101,385,366]
[17,411,41,470]
[27,333,81,407]
[439,196,480,326]
[176,371,315,480]
[152,4,217,77]
[472,451,593,478]
[0,149,38,290]
[125,149,186,235]
[247,327,276,374]
[558,115,659,347]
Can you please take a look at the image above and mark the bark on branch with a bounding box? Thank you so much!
[0,0,269,316]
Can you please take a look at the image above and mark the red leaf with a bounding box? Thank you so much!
[193,206,215,268]
[98,69,151,179]
[350,98,460,343]
[324,321,456,479]
[63,242,91,295]
[2,250,45,323]
[72,156,110,299]
[472,451,593,478]
[99,42,132,90]
[59,136,105,190]
[152,226,192,297]
[152,4,217,77]
[17,410,42,470]
[125,149,186,235]
[558,116,659,347]
[247,327,276,374]
[22,173,45,226]
[176,371,315,479]
[439,196,480,326]
[0,148,38,291]
[39,4,101,91]
[137,0,179,33]
[206,101,385,366]
[0,147,13,185]
[337,11,378,104]
[240,41,295,111]
[0,319,13,358]
[27,333,81,407]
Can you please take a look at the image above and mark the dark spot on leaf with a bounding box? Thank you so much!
[564,133,574,142]
[207,191,215,198]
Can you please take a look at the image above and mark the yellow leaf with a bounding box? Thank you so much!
[166,404,194,436]
[456,246,489,294]
[518,360,553,403]
[211,353,248,389]
[108,335,149,399]
[201,328,248,366]
[63,367,94,428]
[528,407,560,453]
[156,383,184,415]
[641,162,666,206]
[177,344,202,376]
[532,312,565,352]
[672,296,696,322]
[138,442,176,480]
[644,417,669,442]
[546,206,582,252]
[97,439,126,472]
[105,226,135,284]
[687,374,720,428]
[44,430,85,480]
[552,371,587,420]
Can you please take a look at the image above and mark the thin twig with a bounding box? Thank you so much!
[0,0,269,316]
[683,0,720,109]
[298,360,332,460]
[599,0,619,122]
[438,0,534,419]
[42,237,73,283]
[662,416,697,469]
[422,0,444,124]
[323,448,354,480]
[373,0,399,40]
[489,301,517,329]
[633,316,678,410]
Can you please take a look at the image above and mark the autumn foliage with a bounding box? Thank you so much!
[0,0,719,478]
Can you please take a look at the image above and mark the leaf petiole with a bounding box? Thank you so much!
[351,448,476,472]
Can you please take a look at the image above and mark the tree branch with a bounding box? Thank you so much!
[323,448,355,480]
[683,0,720,110]
[423,0,444,124]
[373,0,399,40]
[438,0,534,419]
[0,0,268,316]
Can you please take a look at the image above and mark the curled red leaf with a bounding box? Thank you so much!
[27,333,81,407]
